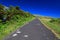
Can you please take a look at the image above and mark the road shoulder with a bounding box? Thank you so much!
[38,18,60,39]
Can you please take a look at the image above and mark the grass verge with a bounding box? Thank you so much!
[0,16,35,40]
[39,17,60,39]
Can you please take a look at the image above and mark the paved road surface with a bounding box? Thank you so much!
[4,18,59,40]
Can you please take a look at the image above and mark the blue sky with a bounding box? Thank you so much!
[0,0,60,18]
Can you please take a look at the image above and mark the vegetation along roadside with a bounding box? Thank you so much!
[0,4,35,40]
[39,16,60,39]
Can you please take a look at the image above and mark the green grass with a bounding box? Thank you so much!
[0,4,35,40]
[0,16,35,40]
[39,17,60,37]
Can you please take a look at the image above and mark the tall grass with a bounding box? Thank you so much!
[39,17,60,37]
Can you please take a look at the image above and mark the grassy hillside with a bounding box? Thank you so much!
[39,16,60,38]
[0,4,35,40]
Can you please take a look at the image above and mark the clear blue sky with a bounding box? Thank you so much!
[0,0,60,18]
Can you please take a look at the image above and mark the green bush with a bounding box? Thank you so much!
[50,18,60,23]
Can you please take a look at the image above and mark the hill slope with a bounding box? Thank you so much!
[39,16,60,39]
[0,4,34,40]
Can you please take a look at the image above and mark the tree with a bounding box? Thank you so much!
[15,6,20,10]
[6,6,15,20]
[0,4,4,10]
[0,4,4,20]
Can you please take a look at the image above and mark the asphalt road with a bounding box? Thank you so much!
[4,18,59,40]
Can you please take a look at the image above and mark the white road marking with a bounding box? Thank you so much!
[17,31,21,33]
[12,34,17,37]
[24,35,28,37]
